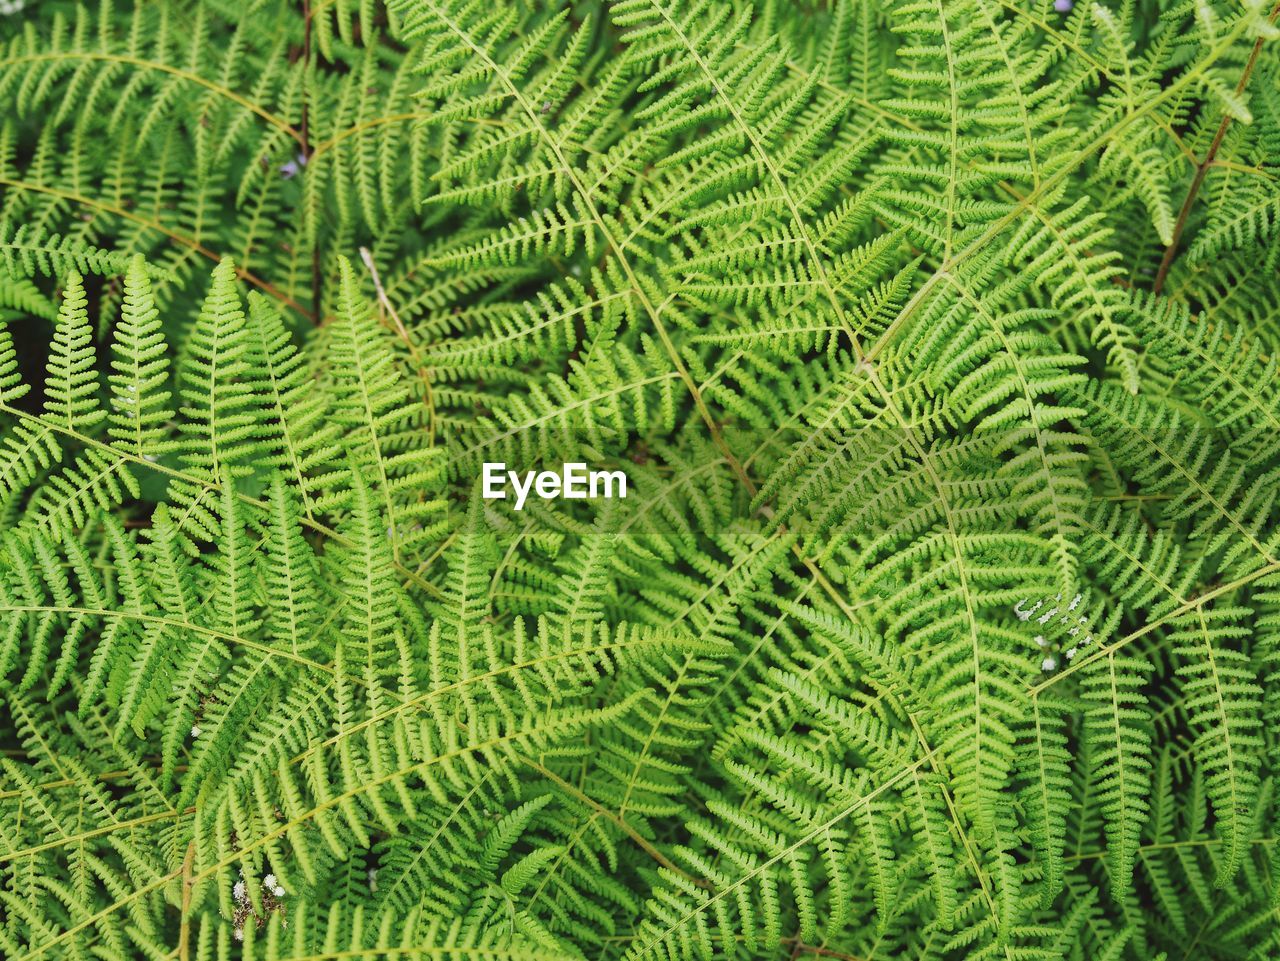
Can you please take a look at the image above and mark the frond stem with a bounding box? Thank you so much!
[1154,1,1280,293]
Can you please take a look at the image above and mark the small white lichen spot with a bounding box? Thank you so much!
[1065,647,1078,660]
[233,880,245,903]
[190,724,201,739]
[1034,635,1047,648]
[263,873,276,889]
[273,884,285,897]
[1013,598,1043,621]
[1041,656,1058,672]
[233,927,244,942]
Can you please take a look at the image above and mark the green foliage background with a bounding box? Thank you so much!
[2,0,1280,958]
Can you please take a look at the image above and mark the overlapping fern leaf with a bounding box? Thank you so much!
[3,0,1280,959]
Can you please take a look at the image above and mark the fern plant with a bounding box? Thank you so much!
[1,1,1279,959]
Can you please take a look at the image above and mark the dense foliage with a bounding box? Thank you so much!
[2,0,1280,958]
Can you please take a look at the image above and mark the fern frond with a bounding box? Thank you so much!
[2,2,1279,959]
